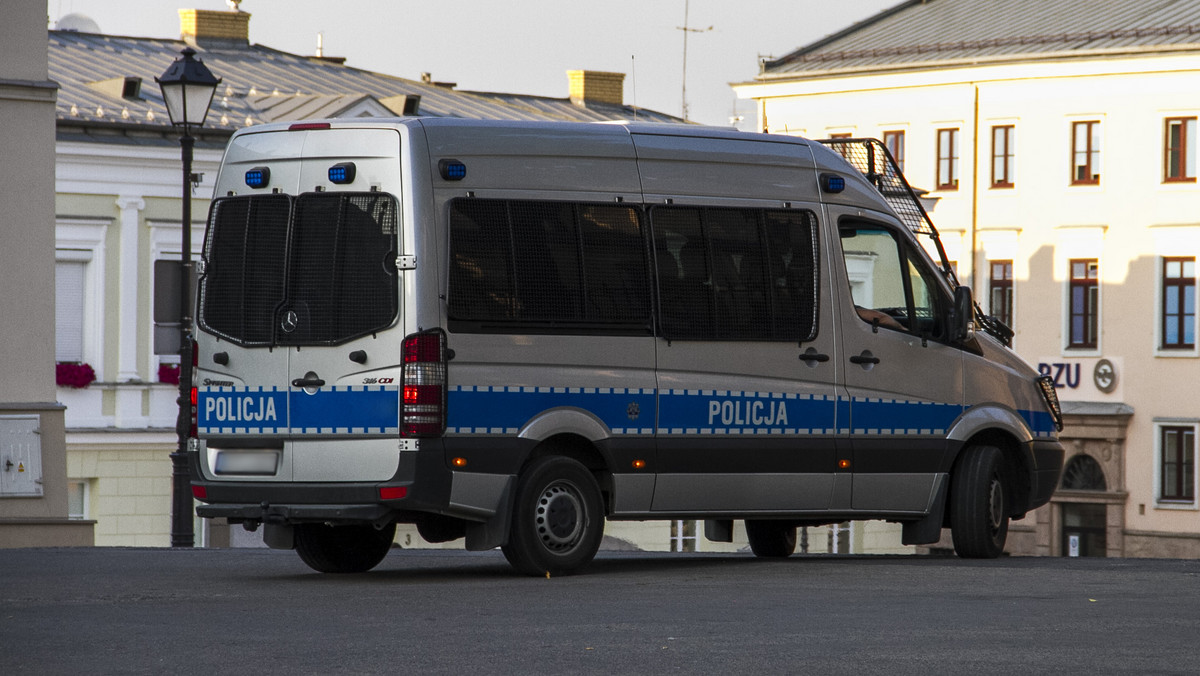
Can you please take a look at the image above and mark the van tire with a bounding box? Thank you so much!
[502,456,604,576]
[294,522,396,574]
[950,444,1009,559]
[745,520,797,558]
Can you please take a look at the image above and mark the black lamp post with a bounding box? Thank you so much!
[157,47,220,548]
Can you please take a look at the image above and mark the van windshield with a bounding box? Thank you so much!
[199,192,399,347]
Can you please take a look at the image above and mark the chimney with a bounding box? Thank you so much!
[567,70,624,106]
[179,8,250,47]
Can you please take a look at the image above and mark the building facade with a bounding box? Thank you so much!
[735,0,1200,557]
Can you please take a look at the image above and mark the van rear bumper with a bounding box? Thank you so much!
[196,500,394,524]
[190,442,455,525]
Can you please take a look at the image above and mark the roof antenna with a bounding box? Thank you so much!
[316,32,324,58]
[676,0,712,121]
[630,54,638,120]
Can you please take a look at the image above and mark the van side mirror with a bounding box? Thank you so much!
[951,285,974,343]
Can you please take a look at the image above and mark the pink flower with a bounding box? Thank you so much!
[56,362,96,389]
[158,363,181,385]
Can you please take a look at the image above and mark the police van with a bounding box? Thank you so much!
[190,118,1064,575]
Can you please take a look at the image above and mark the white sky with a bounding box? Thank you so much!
[51,0,897,128]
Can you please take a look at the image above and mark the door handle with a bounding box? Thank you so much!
[849,351,881,365]
[799,347,830,365]
[291,376,326,388]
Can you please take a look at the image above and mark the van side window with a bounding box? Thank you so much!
[840,224,946,339]
[448,198,651,333]
[652,206,819,341]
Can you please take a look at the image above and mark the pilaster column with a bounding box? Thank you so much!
[115,195,147,428]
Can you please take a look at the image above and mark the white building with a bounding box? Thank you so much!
[736,0,1200,557]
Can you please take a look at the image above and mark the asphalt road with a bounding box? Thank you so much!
[3,547,1198,675]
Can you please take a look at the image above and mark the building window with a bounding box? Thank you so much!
[883,130,905,172]
[1160,426,1195,503]
[936,128,959,190]
[55,257,88,363]
[67,480,90,520]
[1162,257,1196,349]
[991,125,1015,188]
[989,260,1014,328]
[1071,121,1101,185]
[1068,258,1099,348]
[1164,117,1196,183]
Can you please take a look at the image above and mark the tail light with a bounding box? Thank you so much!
[189,385,198,438]
[401,329,447,437]
[188,339,198,438]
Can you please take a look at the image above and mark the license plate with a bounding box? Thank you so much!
[214,450,279,476]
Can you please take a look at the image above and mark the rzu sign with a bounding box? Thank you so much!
[1038,362,1081,389]
[1037,358,1119,396]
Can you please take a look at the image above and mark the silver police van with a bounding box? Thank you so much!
[190,118,1064,575]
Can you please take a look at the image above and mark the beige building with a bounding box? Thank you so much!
[1,0,94,546]
[736,0,1200,557]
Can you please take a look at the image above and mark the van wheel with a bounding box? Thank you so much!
[294,522,396,573]
[745,520,797,558]
[950,444,1009,559]
[502,456,604,576]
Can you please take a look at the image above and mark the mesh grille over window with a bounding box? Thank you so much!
[652,206,819,342]
[448,198,651,333]
[199,193,398,346]
[200,195,290,345]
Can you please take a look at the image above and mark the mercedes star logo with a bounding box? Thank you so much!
[281,310,298,333]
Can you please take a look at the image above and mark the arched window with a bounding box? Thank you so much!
[1061,454,1107,491]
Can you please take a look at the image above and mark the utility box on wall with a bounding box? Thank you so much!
[0,415,43,497]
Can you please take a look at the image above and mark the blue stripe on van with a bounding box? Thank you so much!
[656,389,838,436]
[448,386,657,435]
[197,386,398,435]
[1020,409,1059,439]
[848,397,963,436]
[197,386,288,434]
[199,384,1056,440]
[290,386,399,434]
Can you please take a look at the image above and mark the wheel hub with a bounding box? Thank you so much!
[536,482,584,552]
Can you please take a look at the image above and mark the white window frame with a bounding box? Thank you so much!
[56,219,108,375]
[67,479,91,520]
[1065,115,1105,190]
[1151,226,1200,358]
[1153,420,1199,510]
[1162,115,1197,185]
[1057,225,1106,357]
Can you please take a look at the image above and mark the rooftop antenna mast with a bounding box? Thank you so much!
[676,0,712,121]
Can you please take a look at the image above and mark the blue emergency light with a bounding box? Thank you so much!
[328,162,356,184]
[439,159,467,181]
[245,166,270,189]
[820,173,846,193]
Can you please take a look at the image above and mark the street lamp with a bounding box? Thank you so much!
[157,47,220,548]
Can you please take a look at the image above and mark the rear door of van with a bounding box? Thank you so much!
[196,126,406,483]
